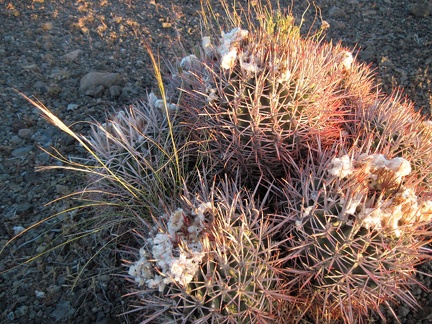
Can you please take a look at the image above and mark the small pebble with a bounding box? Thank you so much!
[11,146,32,157]
[7,312,14,321]
[18,128,32,139]
[41,21,53,31]
[63,49,81,61]
[36,243,48,254]
[109,85,122,98]
[15,305,29,318]
[328,6,347,19]
[67,103,79,111]
[12,226,25,235]
[55,184,69,194]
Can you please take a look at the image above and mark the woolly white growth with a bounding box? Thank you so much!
[180,54,200,71]
[218,28,249,56]
[359,189,432,236]
[188,202,212,241]
[128,247,153,287]
[152,233,175,274]
[149,92,178,111]
[200,29,263,99]
[340,51,353,70]
[276,69,291,83]
[169,244,205,287]
[194,201,212,222]
[202,36,214,56]
[328,154,354,178]
[359,195,409,237]
[220,49,238,70]
[146,275,164,290]
[129,203,212,291]
[218,27,249,70]
[167,208,184,239]
[330,154,411,184]
[239,52,262,74]
[327,153,431,236]
[129,233,205,292]
[359,154,411,185]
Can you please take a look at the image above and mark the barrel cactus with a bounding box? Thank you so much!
[173,10,365,184]
[280,148,432,322]
[86,92,185,215]
[278,88,432,322]
[128,179,291,323]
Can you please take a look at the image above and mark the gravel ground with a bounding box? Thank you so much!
[0,0,431,323]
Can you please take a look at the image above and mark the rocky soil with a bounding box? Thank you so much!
[0,0,431,323]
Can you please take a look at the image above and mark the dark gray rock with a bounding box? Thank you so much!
[408,3,431,17]
[79,72,122,95]
[328,6,347,19]
[14,305,29,318]
[18,128,32,139]
[51,301,76,321]
[63,49,81,61]
[11,146,33,157]
[109,85,122,98]
[15,203,33,214]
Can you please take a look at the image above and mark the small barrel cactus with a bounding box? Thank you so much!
[175,25,353,183]
[128,179,291,323]
[86,93,185,214]
[348,93,432,187]
[279,142,432,322]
